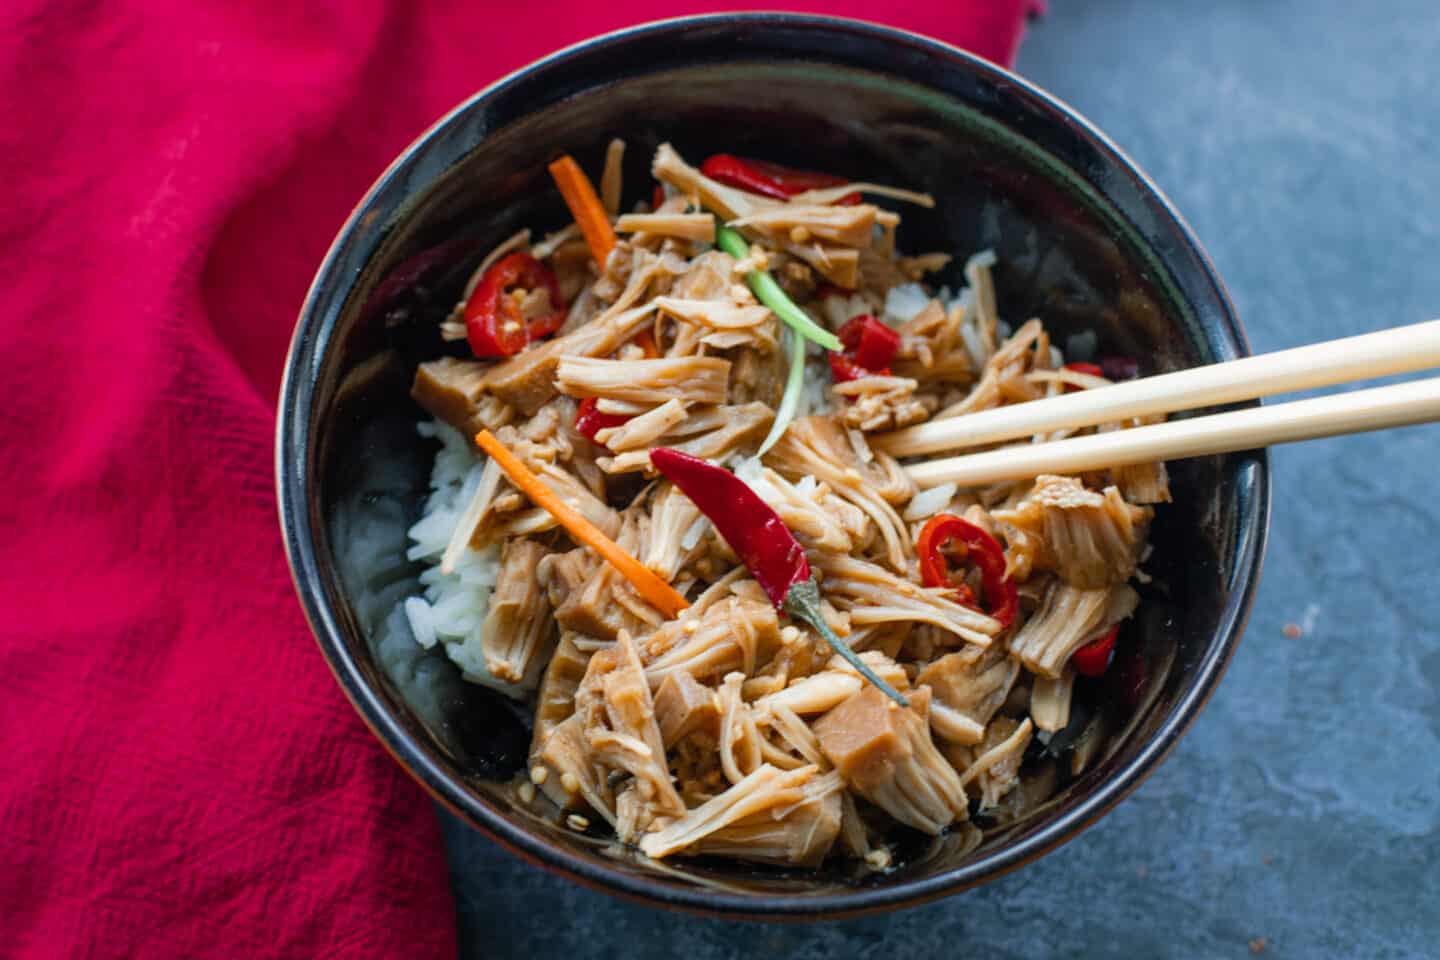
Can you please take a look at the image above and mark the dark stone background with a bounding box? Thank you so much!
[442,1,1440,955]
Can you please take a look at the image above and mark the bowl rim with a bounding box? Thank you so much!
[276,11,1271,918]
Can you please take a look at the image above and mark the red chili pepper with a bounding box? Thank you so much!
[574,398,631,444]
[828,352,892,383]
[649,447,908,705]
[463,252,566,358]
[1071,624,1119,677]
[915,514,1018,629]
[651,184,666,209]
[700,154,861,205]
[838,314,901,370]
[1060,361,1104,394]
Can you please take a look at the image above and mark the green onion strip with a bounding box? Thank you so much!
[713,222,842,352]
[757,325,807,455]
[713,218,840,453]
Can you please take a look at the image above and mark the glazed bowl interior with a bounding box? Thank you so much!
[278,15,1267,917]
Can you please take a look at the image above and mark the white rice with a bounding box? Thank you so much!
[824,292,872,330]
[883,250,1001,374]
[733,455,770,493]
[882,283,930,324]
[401,419,524,697]
[795,351,834,420]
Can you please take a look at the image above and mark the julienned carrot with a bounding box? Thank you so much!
[548,155,617,267]
[473,429,690,619]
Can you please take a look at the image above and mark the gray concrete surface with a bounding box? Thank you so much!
[442,1,1440,955]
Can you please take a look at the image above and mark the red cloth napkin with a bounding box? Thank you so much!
[0,3,1037,956]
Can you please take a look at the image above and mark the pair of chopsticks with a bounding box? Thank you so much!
[874,320,1440,488]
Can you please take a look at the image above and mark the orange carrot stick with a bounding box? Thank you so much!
[474,429,690,619]
[548,154,617,268]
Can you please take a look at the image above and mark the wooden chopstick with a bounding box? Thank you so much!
[875,320,1440,458]
[905,377,1440,488]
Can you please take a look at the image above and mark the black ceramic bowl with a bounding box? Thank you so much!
[276,14,1268,917]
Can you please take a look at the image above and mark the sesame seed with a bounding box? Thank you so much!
[517,782,536,804]
[683,620,700,634]
[560,772,581,793]
[865,848,892,870]
[566,814,590,831]
[780,626,800,645]
[530,766,549,785]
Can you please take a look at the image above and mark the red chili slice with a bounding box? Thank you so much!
[828,352,891,383]
[700,154,862,205]
[574,397,631,445]
[1060,361,1104,394]
[838,314,901,370]
[463,252,566,358]
[1071,624,1119,677]
[915,514,1018,628]
[651,184,666,209]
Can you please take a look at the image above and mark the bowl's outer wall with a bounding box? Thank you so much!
[278,15,1267,916]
